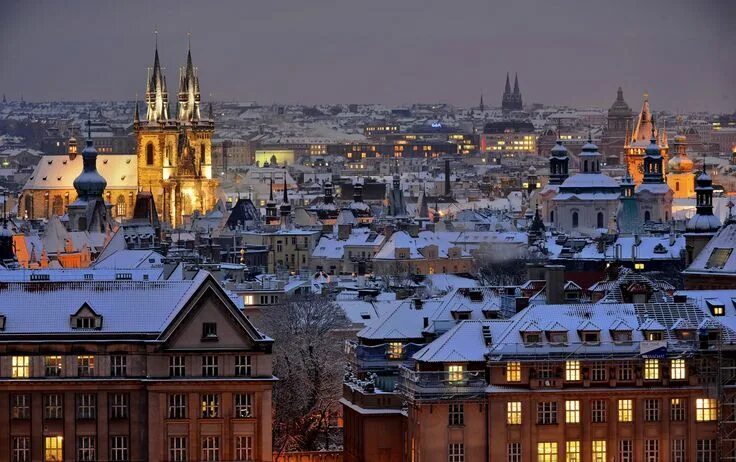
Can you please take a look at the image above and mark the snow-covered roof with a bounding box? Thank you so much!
[685,223,736,275]
[559,173,620,190]
[24,154,137,190]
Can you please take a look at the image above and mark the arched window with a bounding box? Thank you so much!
[597,212,604,229]
[572,211,579,228]
[146,143,154,166]
[644,211,651,222]
[115,195,126,217]
[52,196,64,216]
[550,210,555,223]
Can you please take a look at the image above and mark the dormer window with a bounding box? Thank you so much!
[581,331,600,344]
[645,331,663,341]
[523,332,542,345]
[202,322,218,340]
[548,332,568,344]
[70,303,102,330]
[612,330,633,343]
[706,299,725,316]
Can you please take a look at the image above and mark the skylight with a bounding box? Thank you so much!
[705,248,733,269]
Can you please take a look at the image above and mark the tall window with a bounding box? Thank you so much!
[201,394,220,418]
[449,403,464,426]
[110,436,129,462]
[146,143,154,165]
[77,355,95,376]
[44,436,63,462]
[448,443,465,462]
[591,400,607,423]
[115,195,127,217]
[508,442,521,462]
[565,360,580,381]
[696,398,718,421]
[168,393,187,419]
[565,400,580,423]
[671,439,685,462]
[644,440,659,462]
[645,399,660,422]
[671,359,687,380]
[644,359,659,380]
[45,355,62,377]
[12,394,30,419]
[506,361,521,382]
[537,401,557,424]
[234,393,253,418]
[617,362,633,381]
[566,441,580,462]
[77,436,96,462]
[77,393,97,419]
[12,356,30,378]
[110,393,129,419]
[591,440,606,462]
[169,436,188,462]
[448,364,464,383]
[618,399,633,422]
[537,442,557,462]
[169,355,186,377]
[597,212,604,229]
[671,398,686,421]
[12,436,30,462]
[235,355,252,377]
[572,211,579,228]
[44,394,63,419]
[111,355,127,377]
[202,355,219,377]
[697,439,717,462]
[201,436,220,462]
[234,436,253,461]
[507,401,522,425]
[619,440,633,462]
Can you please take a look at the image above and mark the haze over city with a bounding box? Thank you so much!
[1,0,734,111]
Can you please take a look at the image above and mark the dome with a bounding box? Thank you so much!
[686,214,721,232]
[645,137,661,157]
[550,140,569,158]
[72,140,107,200]
[668,154,694,173]
[673,134,686,144]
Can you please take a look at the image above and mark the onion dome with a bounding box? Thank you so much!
[645,135,661,158]
[72,136,107,201]
[550,139,568,158]
[667,135,693,173]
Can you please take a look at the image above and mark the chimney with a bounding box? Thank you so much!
[526,262,545,281]
[444,159,451,197]
[545,265,565,304]
[338,223,352,240]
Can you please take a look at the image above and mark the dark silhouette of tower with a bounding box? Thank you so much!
[502,72,523,113]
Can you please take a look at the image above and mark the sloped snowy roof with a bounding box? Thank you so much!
[685,223,736,275]
[24,154,137,190]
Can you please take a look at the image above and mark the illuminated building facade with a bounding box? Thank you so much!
[624,95,669,185]
[134,43,218,227]
[481,121,536,157]
[667,135,696,199]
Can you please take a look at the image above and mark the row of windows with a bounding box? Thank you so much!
[503,398,717,425]
[7,354,253,378]
[9,392,255,422]
[10,434,254,462]
[497,439,716,462]
[504,358,686,383]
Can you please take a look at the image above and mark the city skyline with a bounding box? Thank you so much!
[1,0,734,112]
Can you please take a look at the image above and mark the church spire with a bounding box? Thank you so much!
[178,33,201,122]
[145,31,170,122]
[513,73,520,94]
[504,73,511,94]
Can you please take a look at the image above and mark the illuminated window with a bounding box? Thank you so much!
[671,398,686,421]
[696,398,718,421]
[634,262,645,270]
[507,362,521,382]
[387,342,403,360]
[618,399,633,422]
[447,365,464,383]
[507,401,522,425]
[671,359,687,380]
[44,436,63,462]
[77,355,95,376]
[644,359,660,380]
[565,360,580,381]
[537,442,557,462]
[201,394,220,418]
[565,400,580,423]
[566,441,580,462]
[591,440,606,462]
[12,356,30,378]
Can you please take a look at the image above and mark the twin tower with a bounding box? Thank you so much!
[133,41,218,227]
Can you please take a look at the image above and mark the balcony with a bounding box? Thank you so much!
[397,366,487,400]
[346,341,424,371]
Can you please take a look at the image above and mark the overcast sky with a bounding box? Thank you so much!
[1,0,734,112]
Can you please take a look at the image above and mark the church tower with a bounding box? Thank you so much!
[685,165,721,263]
[134,37,218,228]
[501,73,523,113]
[667,134,695,199]
[624,94,669,184]
[635,131,673,223]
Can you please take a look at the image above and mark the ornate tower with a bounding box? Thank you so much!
[685,165,722,263]
[501,73,523,113]
[624,94,669,184]
[667,134,695,199]
[635,131,673,223]
[548,139,569,185]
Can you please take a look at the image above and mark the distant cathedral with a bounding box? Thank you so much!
[624,94,669,185]
[133,41,219,227]
[501,72,523,113]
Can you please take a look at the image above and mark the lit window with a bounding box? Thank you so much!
[201,394,220,418]
[44,436,63,462]
[507,401,522,425]
[387,342,403,360]
[565,360,580,381]
[618,399,633,422]
[12,356,30,378]
[243,295,255,305]
[45,355,62,377]
[566,441,580,462]
[671,359,687,380]
[592,440,606,462]
[565,400,580,423]
[77,355,95,376]
[537,442,557,462]
[506,362,521,382]
[644,359,660,380]
[447,364,464,383]
[696,398,718,422]
[671,398,686,421]
[634,262,645,270]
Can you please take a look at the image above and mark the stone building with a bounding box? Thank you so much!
[624,95,669,185]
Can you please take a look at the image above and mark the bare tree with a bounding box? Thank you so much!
[261,294,351,453]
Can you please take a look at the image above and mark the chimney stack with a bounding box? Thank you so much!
[545,265,565,304]
[444,159,451,197]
